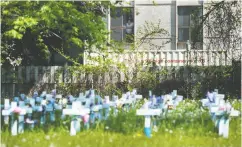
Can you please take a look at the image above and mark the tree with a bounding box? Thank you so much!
[194,0,241,59]
[1,1,111,67]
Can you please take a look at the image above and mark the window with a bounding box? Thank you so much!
[178,6,203,49]
[111,7,134,43]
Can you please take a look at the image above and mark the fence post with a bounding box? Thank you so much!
[185,40,191,99]
[13,66,16,97]
[186,40,191,66]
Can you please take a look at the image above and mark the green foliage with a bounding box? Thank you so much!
[1,1,110,66]
[177,63,241,99]
[201,1,241,51]
[51,60,240,99]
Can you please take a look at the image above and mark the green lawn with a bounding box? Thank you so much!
[1,99,241,147]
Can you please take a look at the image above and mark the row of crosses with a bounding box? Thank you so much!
[2,88,239,138]
[1,89,143,136]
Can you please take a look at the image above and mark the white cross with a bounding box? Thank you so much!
[163,92,183,110]
[13,97,20,103]
[85,90,90,97]
[119,93,133,111]
[2,99,11,125]
[75,93,91,108]
[109,95,119,107]
[23,100,35,128]
[131,89,143,100]
[40,91,47,97]
[18,101,28,134]
[76,93,87,106]
[54,94,63,110]
[209,100,240,138]
[202,90,240,138]
[33,97,44,113]
[77,93,103,123]
[63,101,90,136]
[39,99,49,124]
[66,95,75,109]
[123,92,136,104]
[201,90,222,107]
[90,104,103,122]
[101,96,112,119]
[163,95,174,110]
[2,101,27,136]
[31,97,43,125]
[136,102,162,138]
[45,96,55,122]
[171,90,177,99]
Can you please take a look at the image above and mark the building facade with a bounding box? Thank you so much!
[84,0,240,66]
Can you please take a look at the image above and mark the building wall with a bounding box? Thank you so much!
[84,0,236,66]
[135,0,176,50]
[134,0,204,50]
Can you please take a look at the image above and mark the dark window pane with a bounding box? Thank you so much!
[111,7,134,42]
[178,28,189,41]
[111,7,123,41]
[178,6,203,45]
[123,8,134,42]
[178,15,190,26]
[178,7,190,15]
[111,16,123,41]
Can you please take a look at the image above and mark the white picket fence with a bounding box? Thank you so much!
[1,50,232,84]
[83,50,232,67]
[1,49,235,97]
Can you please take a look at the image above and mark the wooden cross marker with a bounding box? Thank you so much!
[85,90,90,97]
[102,96,111,120]
[20,94,25,101]
[32,97,45,125]
[120,93,133,111]
[91,104,102,122]
[162,91,183,111]
[149,90,152,99]
[63,101,90,136]
[2,101,27,136]
[40,91,47,98]
[109,95,119,116]
[202,90,240,138]
[54,94,63,110]
[172,90,177,99]
[95,95,103,120]
[77,93,86,105]
[119,90,143,110]
[2,99,10,125]
[163,95,173,110]
[209,98,240,138]
[136,102,162,138]
[89,95,102,123]
[25,101,35,129]
[18,101,27,133]
[40,99,48,124]
[33,91,38,98]
[13,97,19,103]
[46,94,55,122]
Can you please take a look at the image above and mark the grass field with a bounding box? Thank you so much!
[1,99,241,147]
